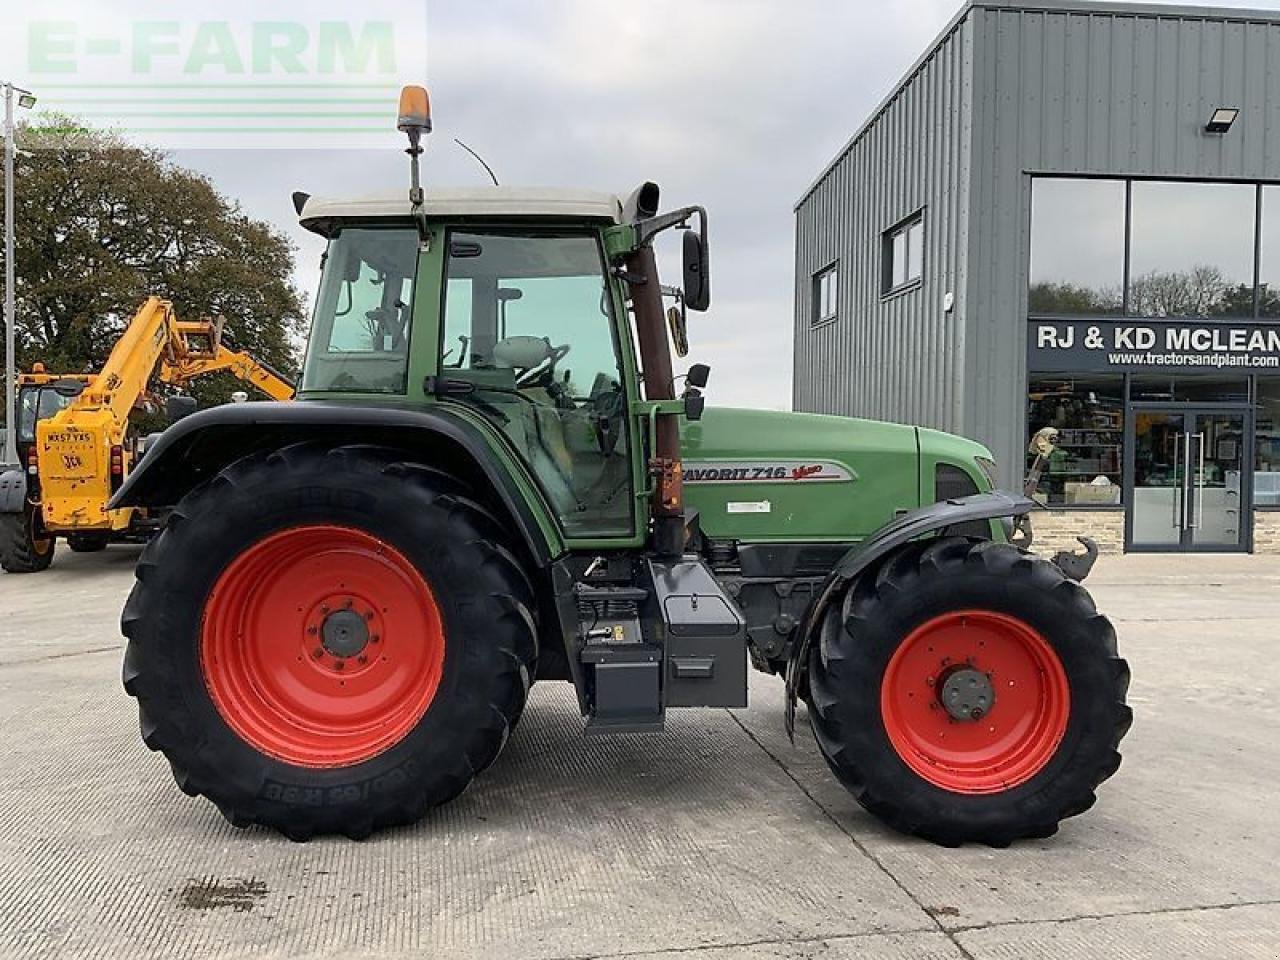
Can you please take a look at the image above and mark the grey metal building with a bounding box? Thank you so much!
[794,0,1280,554]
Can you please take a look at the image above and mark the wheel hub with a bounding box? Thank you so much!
[938,667,995,721]
[199,525,446,768]
[321,609,370,658]
[879,609,1071,794]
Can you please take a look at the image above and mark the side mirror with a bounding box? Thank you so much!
[682,229,710,312]
[667,305,689,358]
[166,395,198,423]
[686,363,710,389]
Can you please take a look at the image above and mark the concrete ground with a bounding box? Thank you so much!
[2,547,1278,960]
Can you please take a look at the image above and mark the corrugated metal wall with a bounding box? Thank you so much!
[967,2,1280,484]
[795,1,1280,487]
[792,12,974,435]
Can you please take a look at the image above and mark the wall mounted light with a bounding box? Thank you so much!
[1205,107,1239,134]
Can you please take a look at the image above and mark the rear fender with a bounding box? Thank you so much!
[782,491,1038,739]
[108,401,560,567]
[0,468,28,514]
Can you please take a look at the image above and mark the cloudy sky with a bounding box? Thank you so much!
[17,0,1280,408]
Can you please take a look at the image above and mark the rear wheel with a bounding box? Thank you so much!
[1,505,55,573]
[67,531,111,553]
[121,444,537,840]
[807,537,1130,846]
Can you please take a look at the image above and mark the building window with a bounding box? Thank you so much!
[813,263,838,324]
[1128,181,1257,317]
[882,214,924,294]
[1256,378,1280,506]
[1129,376,1249,404]
[1029,178,1125,315]
[1258,187,1280,318]
[1026,377,1124,506]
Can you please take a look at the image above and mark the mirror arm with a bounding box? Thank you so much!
[632,205,706,249]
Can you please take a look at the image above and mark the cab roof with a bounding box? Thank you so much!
[298,186,625,236]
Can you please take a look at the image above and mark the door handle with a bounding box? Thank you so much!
[1190,432,1205,530]
[1172,431,1184,529]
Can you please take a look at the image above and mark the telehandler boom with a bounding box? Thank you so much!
[0,297,294,571]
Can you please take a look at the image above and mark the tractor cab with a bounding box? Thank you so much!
[294,189,661,539]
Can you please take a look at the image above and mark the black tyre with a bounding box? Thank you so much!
[67,531,111,553]
[1,506,55,573]
[807,537,1130,846]
[121,443,538,840]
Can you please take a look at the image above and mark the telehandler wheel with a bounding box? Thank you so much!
[67,532,111,553]
[120,444,538,841]
[806,537,1131,847]
[0,506,55,573]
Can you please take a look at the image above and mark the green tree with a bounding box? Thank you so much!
[1028,282,1121,315]
[0,116,304,414]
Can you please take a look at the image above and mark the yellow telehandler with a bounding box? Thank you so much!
[0,297,294,571]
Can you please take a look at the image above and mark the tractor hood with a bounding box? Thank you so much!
[680,407,994,543]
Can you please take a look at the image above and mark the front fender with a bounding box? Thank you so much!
[108,400,560,566]
[782,490,1038,739]
[0,468,27,514]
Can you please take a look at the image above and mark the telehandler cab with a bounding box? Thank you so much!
[114,86,1130,846]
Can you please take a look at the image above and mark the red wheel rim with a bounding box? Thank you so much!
[200,525,445,768]
[880,610,1070,794]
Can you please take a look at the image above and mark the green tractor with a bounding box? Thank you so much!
[114,87,1130,846]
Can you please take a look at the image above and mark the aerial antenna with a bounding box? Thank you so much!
[453,137,499,186]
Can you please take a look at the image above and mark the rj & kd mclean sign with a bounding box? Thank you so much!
[1029,319,1280,372]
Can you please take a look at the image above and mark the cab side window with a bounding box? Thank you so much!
[301,227,418,393]
[441,230,633,537]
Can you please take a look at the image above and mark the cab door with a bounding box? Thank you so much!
[438,228,640,541]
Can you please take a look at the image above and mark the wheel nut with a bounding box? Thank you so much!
[364,611,375,621]
[312,648,324,659]
[307,625,318,635]
[344,598,354,609]
[357,655,368,664]
[371,634,380,643]
[334,660,345,671]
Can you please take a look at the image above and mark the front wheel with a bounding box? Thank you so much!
[807,537,1131,846]
[121,444,538,840]
[67,531,111,553]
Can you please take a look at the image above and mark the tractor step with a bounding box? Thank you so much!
[576,583,664,735]
[575,558,747,735]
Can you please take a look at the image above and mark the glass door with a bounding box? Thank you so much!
[1129,408,1247,551]
[1188,412,1245,549]
[1130,411,1187,548]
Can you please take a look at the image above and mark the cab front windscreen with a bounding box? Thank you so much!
[17,386,74,443]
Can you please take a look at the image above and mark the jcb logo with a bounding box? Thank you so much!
[62,454,82,471]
